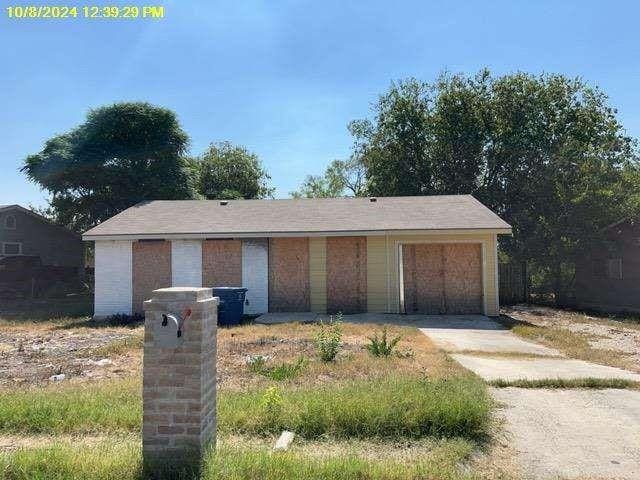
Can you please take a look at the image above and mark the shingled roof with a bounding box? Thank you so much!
[82,195,511,240]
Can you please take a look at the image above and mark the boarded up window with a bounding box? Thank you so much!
[326,236,367,314]
[268,238,310,312]
[132,240,171,314]
[202,239,242,287]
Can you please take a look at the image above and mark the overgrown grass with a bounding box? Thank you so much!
[0,440,141,480]
[0,379,141,434]
[0,376,491,440]
[247,356,308,381]
[490,377,639,389]
[219,376,491,440]
[79,334,144,357]
[0,439,480,480]
[205,443,476,480]
[510,324,631,369]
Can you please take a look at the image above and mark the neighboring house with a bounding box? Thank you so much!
[0,205,83,268]
[574,217,640,313]
[82,195,511,318]
[0,205,84,296]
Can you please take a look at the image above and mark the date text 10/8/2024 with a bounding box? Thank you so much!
[6,5,165,19]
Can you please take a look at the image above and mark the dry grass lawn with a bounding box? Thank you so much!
[502,305,640,372]
[0,300,519,480]
[217,321,465,390]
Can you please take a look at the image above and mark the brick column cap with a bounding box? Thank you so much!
[151,287,214,302]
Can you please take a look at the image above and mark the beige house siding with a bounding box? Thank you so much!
[309,237,327,313]
[366,236,388,313]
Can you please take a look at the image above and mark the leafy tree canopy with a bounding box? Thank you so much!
[197,141,274,200]
[22,102,196,231]
[349,70,640,301]
[290,158,366,198]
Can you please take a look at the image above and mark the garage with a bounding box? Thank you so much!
[400,243,483,314]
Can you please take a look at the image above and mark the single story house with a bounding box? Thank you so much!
[574,216,640,313]
[82,195,511,318]
[0,205,84,296]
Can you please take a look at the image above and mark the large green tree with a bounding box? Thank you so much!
[351,71,640,303]
[290,158,366,198]
[197,142,273,200]
[22,102,196,231]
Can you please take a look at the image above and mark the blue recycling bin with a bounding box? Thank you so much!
[212,287,247,326]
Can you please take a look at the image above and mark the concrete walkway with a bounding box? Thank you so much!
[453,354,640,382]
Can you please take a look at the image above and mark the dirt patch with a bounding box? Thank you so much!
[504,305,640,372]
[216,322,457,390]
[0,325,142,387]
[1,319,457,390]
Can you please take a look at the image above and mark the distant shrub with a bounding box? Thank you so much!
[365,327,401,357]
[248,356,308,381]
[314,315,342,362]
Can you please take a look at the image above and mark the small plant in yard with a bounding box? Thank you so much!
[314,314,342,362]
[260,386,283,415]
[248,356,308,381]
[366,326,401,357]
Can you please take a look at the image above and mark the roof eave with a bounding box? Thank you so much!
[83,227,512,241]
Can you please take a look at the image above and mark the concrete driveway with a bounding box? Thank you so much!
[418,315,640,382]
[415,315,560,356]
[417,314,640,479]
[493,388,640,479]
[453,354,640,382]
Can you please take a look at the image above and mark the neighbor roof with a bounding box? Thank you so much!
[0,204,81,237]
[82,195,511,240]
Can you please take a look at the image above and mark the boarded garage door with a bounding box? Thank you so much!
[327,236,367,314]
[268,238,310,312]
[402,243,482,314]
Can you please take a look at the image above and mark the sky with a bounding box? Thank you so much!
[2,0,640,207]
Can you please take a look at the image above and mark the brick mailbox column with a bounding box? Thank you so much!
[143,287,218,470]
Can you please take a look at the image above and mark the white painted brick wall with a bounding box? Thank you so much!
[94,240,132,317]
[242,239,268,314]
[171,240,203,287]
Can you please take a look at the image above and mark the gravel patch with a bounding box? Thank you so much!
[0,327,141,387]
[505,305,640,370]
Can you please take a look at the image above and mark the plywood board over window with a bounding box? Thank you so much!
[327,236,367,314]
[202,239,242,287]
[402,243,482,314]
[132,240,171,314]
[268,238,310,312]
